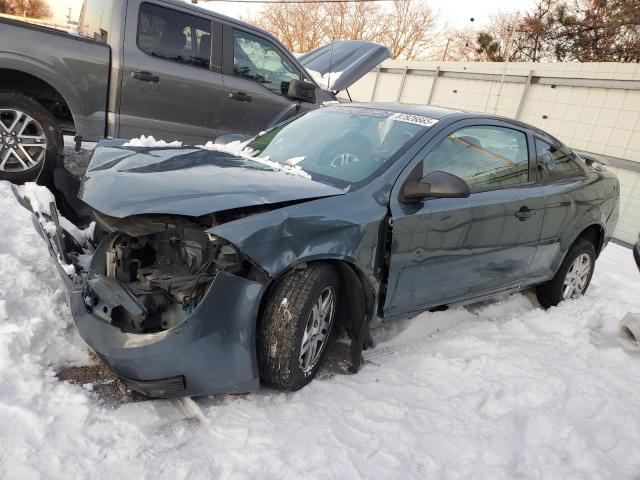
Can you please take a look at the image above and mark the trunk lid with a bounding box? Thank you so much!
[79,141,345,218]
[299,40,391,92]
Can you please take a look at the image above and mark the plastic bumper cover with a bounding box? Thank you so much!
[13,186,264,397]
[69,269,263,397]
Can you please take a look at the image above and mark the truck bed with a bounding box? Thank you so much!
[0,17,111,141]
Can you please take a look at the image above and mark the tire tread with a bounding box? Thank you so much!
[257,264,335,391]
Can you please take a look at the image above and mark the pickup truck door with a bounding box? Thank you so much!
[218,25,311,136]
[384,120,546,318]
[119,0,225,145]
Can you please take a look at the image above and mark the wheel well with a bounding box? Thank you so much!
[0,69,75,134]
[575,224,605,257]
[259,259,376,342]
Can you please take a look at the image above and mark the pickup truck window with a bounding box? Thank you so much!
[233,29,302,95]
[78,0,114,42]
[535,138,585,181]
[137,3,211,69]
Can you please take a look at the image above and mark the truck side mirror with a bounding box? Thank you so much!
[401,171,470,202]
[287,79,317,103]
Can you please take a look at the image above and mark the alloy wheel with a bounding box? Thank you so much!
[562,253,592,299]
[299,286,336,373]
[0,109,47,172]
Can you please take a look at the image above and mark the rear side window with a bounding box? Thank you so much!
[233,29,302,95]
[137,3,211,69]
[78,0,114,42]
[535,139,585,181]
[422,125,529,193]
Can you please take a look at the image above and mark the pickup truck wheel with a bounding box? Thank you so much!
[0,91,63,184]
[257,264,339,391]
[536,239,596,308]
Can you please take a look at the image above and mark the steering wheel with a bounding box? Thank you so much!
[320,137,371,169]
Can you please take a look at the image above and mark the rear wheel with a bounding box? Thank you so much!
[536,239,596,308]
[0,91,63,184]
[257,264,339,391]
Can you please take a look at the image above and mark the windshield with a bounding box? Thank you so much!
[245,107,431,188]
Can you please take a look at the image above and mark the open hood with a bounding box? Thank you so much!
[79,141,344,218]
[299,40,391,92]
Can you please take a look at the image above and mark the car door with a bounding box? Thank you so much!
[384,119,547,318]
[118,0,225,144]
[217,25,311,137]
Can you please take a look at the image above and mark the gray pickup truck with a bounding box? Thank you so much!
[0,0,389,182]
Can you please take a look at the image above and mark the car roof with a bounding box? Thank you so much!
[339,102,567,147]
[341,102,463,119]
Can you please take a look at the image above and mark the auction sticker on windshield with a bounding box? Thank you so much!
[388,112,439,127]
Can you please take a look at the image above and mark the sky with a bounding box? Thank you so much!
[51,0,537,30]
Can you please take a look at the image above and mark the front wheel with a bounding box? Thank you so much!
[257,264,339,391]
[536,239,596,308]
[0,91,63,184]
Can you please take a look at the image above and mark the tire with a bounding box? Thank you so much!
[257,263,339,391]
[536,239,596,308]
[0,91,63,184]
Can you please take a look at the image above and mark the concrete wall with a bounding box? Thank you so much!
[345,60,640,244]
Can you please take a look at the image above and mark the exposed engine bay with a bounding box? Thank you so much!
[84,213,258,334]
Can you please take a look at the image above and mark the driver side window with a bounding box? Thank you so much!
[233,29,302,95]
[422,125,529,193]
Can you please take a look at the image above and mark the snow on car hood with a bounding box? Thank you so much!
[79,140,344,218]
[299,40,391,92]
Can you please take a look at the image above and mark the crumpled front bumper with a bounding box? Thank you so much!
[13,186,263,397]
[68,270,262,397]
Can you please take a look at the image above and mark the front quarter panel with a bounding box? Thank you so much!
[208,185,391,304]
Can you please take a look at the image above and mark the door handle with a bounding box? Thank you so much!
[229,91,252,102]
[131,71,159,83]
[515,206,534,221]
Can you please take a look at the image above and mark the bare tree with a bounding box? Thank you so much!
[378,0,438,59]
[322,1,385,42]
[8,0,51,19]
[248,2,325,52]
[0,0,15,14]
[248,0,439,60]
[439,28,478,61]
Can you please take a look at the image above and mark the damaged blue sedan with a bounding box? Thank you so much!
[15,104,619,397]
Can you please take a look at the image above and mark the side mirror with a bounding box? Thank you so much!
[402,171,470,202]
[287,79,317,103]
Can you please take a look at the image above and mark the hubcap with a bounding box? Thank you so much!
[562,253,592,299]
[0,109,47,172]
[299,286,336,374]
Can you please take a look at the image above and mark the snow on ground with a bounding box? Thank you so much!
[0,180,640,479]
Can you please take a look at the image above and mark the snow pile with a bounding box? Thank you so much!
[13,183,95,276]
[124,135,183,148]
[307,69,343,90]
[1,180,640,478]
[199,140,312,180]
